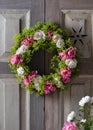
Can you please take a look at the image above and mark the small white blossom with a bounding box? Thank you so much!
[79,96,91,107]
[56,38,65,48]
[56,81,63,88]
[17,67,24,75]
[80,119,86,123]
[67,111,76,122]
[54,77,63,88]
[33,30,45,40]
[16,45,27,54]
[34,75,42,91]
[52,34,61,43]
[65,59,77,69]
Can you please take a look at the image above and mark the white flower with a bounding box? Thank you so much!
[34,75,42,91]
[56,38,65,48]
[17,67,24,75]
[54,77,63,88]
[33,30,45,40]
[67,111,76,122]
[80,119,86,123]
[79,96,91,107]
[65,59,77,69]
[56,81,63,88]
[16,45,27,54]
[52,34,62,43]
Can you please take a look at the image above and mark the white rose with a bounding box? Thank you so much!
[56,81,63,88]
[80,119,86,123]
[16,45,27,54]
[33,30,45,40]
[17,67,24,75]
[56,38,65,48]
[65,59,77,69]
[67,111,76,122]
[34,75,42,91]
[54,77,63,88]
[79,96,90,107]
[52,34,61,43]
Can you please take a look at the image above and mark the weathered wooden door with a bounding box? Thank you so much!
[0,0,93,130]
[0,0,45,129]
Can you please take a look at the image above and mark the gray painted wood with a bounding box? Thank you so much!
[0,9,30,62]
[30,94,45,130]
[1,0,93,130]
[30,0,45,130]
[45,92,63,130]
[45,0,93,130]
[0,0,45,129]
[0,75,20,130]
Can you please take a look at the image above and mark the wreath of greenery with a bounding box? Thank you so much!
[9,22,79,96]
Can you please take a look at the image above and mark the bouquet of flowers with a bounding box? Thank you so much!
[62,96,93,130]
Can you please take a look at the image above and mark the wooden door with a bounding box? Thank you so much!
[0,0,44,130]
[0,0,93,130]
[44,1,93,130]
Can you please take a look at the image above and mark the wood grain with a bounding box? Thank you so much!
[30,0,45,130]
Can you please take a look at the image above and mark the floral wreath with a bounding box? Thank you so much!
[9,22,79,96]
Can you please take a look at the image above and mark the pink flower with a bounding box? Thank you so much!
[63,77,71,83]
[44,88,50,94]
[28,70,38,81]
[21,37,34,46]
[10,54,24,65]
[44,81,56,94]
[23,70,38,86]
[48,30,53,39]
[60,67,72,79]
[23,76,30,86]
[58,52,67,60]
[62,122,78,130]
[66,47,76,59]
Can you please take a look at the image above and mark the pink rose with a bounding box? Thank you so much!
[28,70,38,81]
[66,47,76,59]
[48,30,53,39]
[44,81,56,94]
[23,76,30,86]
[63,77,71,83]
[10,54,24,65]
[44,88,50,94]
[58,52,67,60]
[62,122,78,130]
[49,85,56,92]
[21,37,34,46]
[60,67,72,79]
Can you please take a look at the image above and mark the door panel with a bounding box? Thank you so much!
[0,0,45,129]
[45,1,93,130]
[0,75,19,130]
[0,10,30,62]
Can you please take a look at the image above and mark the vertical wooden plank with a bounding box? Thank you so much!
[45,1,63,130]
[30,94,45,130]
[20,85,31,130]
[30,0,45,130]
[45,92,63,130]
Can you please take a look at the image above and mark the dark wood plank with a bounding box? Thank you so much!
[30,0,45,130]
[30,94,45,130]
